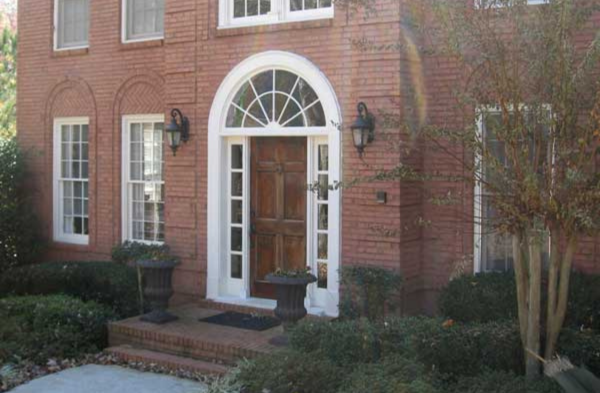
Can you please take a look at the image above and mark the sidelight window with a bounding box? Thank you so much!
[228,141,246,280]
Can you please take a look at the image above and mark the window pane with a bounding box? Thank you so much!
[231,227,243,252]
[231,173,243,197]
[231,145,243,169]
[318,145,329,171]
[260,0,270,14]
[317,262,328,289]
[305,0,317,9]
[318,174,328,201]
[318,234,328,260]
[247,0,259,16]
[231,200,243,224]
[233,0,245,17]
[290,0,302,10]
[231,254,243,279]
[318,204,328,230]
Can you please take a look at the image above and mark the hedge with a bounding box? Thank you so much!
[0,295,117,363]
[439,271,600,330]
[0,261,140,317]
[0,138,41,274]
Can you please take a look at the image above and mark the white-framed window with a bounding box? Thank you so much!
[54,0,90,51]
[312,139,329,290]
[475,0,547,9]
[474,107,552,272]
[122,115,165,244]
[122,0,164,43]
[219,0,333,29]
[53,118,90,245]
[227,138,248,282]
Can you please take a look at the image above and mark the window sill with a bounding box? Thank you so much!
[52,47,89,58]
[215,18,333,37]
[120,38,164,51]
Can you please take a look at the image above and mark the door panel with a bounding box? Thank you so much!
[251,137,307,299]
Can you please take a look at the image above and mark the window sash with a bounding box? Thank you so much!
[476,108,552,272]
[125,0,165,42]
[221,0,333,28]
[54,121,90,244]
[56,0,89,49]
[124,119,165,244]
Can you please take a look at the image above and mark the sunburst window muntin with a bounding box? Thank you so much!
[226,69,326,129]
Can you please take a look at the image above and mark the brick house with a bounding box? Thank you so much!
[16,0,600,317]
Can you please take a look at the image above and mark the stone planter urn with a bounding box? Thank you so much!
[266,273,317,331]
[136,259,178,324]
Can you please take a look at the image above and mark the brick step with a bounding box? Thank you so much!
[105,345,230,376]
[108,305,282,368]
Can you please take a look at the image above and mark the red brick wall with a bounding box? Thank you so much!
[17,0,424,309]
[17,0,599,315]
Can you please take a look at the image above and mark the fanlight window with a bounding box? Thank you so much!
[226,69,326,128]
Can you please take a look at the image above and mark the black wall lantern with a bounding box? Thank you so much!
[165,108,190,156]
[350,102,375,157]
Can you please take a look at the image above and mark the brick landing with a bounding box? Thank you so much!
[108,304,283,372]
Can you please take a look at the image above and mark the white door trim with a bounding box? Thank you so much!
[207,51,342,317]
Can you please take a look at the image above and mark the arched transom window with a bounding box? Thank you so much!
[226,69,326,129]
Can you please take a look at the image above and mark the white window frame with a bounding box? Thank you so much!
[53,0,90,51]
[121,114,166,245]
[53,117,90,245]
[121,0,165,44]
[474,105,552,273]
[218,0,333,29]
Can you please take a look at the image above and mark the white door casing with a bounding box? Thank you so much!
[207,51,342,316]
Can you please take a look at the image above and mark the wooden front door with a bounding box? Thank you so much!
[250,137,307,299]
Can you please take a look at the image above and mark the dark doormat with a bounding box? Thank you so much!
[199,311,281,331]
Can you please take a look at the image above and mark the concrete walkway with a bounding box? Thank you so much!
[9,365,207,393]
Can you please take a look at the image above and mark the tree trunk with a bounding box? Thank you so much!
[545,235,577,359]
[512,232,529,350]
[525,233,543,378]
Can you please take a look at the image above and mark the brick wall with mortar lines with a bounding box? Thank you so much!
[18,0,427,309]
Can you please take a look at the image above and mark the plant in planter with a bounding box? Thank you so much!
[266,268,317,331]
[135,246,179,324]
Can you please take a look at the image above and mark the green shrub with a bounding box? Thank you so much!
[111,241,172,265]
[0,295,116,363]
[340,265,402,321]
[292,317,523,378]
[0,138,41,274]
[439,271,600,330]
[237,350,343,393]
[447,371,561,393]
[412,320,523,378]
[340,355,438,393]
[558,329,600,376]
[0,261,139,317]
[290,319,382,366]
[438,272,517,323]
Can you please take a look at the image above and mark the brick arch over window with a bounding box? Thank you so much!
[44,76,98,247]
[111,71,165,244]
